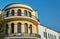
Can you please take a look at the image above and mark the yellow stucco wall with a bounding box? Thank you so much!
[7,21,37,34]
[3,3,39,36]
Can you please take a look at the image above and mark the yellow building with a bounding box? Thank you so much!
[2,3,40,39]
[1,2,60,39]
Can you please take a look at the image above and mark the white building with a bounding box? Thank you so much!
[59,33,60,39]
[38,24,59,39]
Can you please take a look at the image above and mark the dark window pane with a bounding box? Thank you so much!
[29,24,32,34]
[44,32,47,38]
[28,11,31,17]
[11,23,14,33]
[17,9,21,16]
[11,10,15,16]
[59,37,60,39]
[24,10,28,16]
[5,24,8,34]
[17,23,21,33]
[54,36,56,39]
[6,11,9,17]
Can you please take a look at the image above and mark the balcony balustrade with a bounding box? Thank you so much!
[3,12,38,21]
[4,33,41,38]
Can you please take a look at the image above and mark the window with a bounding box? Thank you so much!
[24,10,28,16]
[11,23,14,33]
[51,35,53,39]
[6,11,9,17]
[48,33,50,38]
[54,36,56,39]
[28,11,32,17]
[24,23,28,33]
[17,23,21,33]
[59,37,60,39]
[49,34,52,39]
[44,32,47,37]
[29,24,32,34]
[48,33,49,38]
[11,10,15,16]
[17,9,21,16]
[5,24,8,34]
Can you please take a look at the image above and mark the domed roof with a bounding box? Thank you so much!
[3,3,33,10]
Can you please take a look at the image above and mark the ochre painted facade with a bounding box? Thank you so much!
[1,3,40,39]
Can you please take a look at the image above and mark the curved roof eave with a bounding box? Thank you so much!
[3,2,33,10]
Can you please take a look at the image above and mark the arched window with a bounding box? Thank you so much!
[17,23,21,33]
[24,10,28,16]
[6,11,9,17]
[29,24,32,34]
[24,23,28,33]
[11,23,14,33]
[17,9,21,16]
[28,11,32,17]
[5,24,8,35]
[11,10,15,16]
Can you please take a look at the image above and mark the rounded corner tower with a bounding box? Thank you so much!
[2,3,40,39]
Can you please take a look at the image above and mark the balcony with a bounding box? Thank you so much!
[0,33,41,39]
[4,33,41,39]
[3,12,37,20]
[3,13,38,25]
[11,33,40,37]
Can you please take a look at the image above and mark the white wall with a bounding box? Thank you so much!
[38,24,59,39]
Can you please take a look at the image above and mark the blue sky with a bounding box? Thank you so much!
[0,0,60,32]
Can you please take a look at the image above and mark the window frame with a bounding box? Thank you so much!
[24,23,28,33]
[6,11,9,17]
[11,23,14,33]
[17,9,21,16]
[11,10,15,16]
[17,23,21,33]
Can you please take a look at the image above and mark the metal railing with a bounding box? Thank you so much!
[4,33,41,38]
[3,13,38,21]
